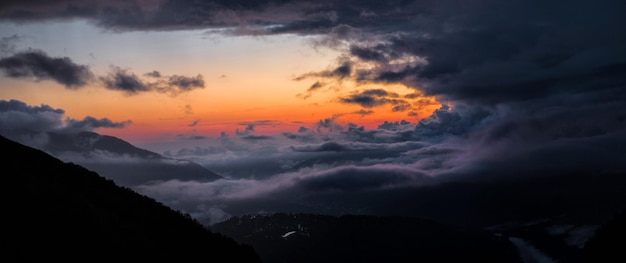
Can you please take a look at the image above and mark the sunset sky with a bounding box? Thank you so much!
[1,0,625,224]
[0,8,440,147]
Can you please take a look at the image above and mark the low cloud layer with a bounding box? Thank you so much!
[0,99,132,151]
[2,0,625,225]
[150,97,626,224]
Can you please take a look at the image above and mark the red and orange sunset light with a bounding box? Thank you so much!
[1,2,625,258]
[0,19,440,146]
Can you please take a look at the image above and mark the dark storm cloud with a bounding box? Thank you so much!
[268,18,335,35]
[0,50,94,88]
[435,104,626,182]
[413,104,490,141]
[0,1,335,31]
[349,45,385,62]
[11,0,622,106]
[340,0,626,106]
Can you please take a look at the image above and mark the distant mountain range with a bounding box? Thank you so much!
[3,133,625,263]
[1,135,260,262]
[212,213,522,263]
[2,129,222,187]
[212,210,626,263]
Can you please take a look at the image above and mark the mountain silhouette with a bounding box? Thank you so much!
[1,135,260,262]
[2,129,223,186]
[584,209,626,263]
[45,131,161,158]
[212,213,521,263]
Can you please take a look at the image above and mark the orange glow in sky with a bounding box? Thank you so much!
[0,20,440,146]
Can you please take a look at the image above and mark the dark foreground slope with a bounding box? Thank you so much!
[212,213,521,263]
[584,209,626,263]
[45,131,224,186]
[1,135,260,262]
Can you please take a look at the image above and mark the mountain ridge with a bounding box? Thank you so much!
[212,213,522,263]
[0,129,223,186]
[1,134,261,262]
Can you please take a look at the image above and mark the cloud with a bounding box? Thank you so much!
[339,89,408,109]
[177,133,208,140]
[413,104,491,142]
[100,66,151,93]
[352,109,374,117]
[0,99,131,136]
[184,104,194,115]
[0,50,94,88]
[315,116,343,132]
[238,120,281,127]
[0,48,205,96]
[378,120,411,131]
[135,162,435,223]
[63,116,132,132]
[0,99,65,131]
[233,120,281,138]
[350,45,386,62]
[146,98,626,224]
[308,81,324,92]
[0,34,19,56]
[294,61,352,81]
[188,119,200,127]
[144,70,161,78]
[5,0,626,227]
[163,74,204,94]
[290,141,349,152]
[241,135,273,141]
[99,66,205,95]
[235,124,255,136]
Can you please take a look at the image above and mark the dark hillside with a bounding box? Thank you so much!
[212,213,521,263]
[584,209,626,263]
[1,135,260,262]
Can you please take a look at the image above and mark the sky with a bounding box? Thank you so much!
[1,0,625,224]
